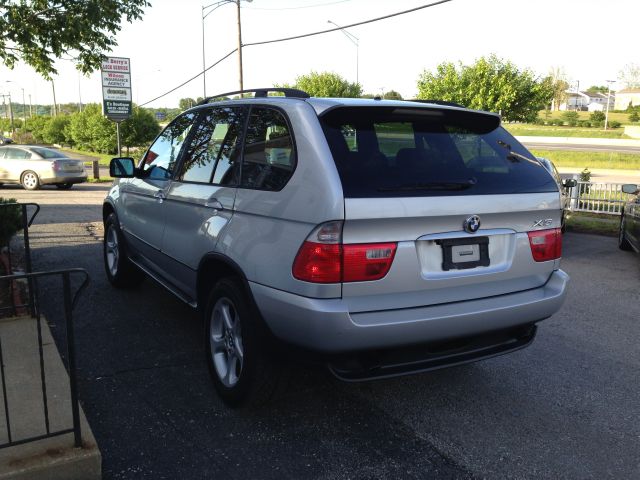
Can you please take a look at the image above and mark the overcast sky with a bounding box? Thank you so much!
[1,0,638,109]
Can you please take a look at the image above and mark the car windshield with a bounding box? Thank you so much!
[320,106,558,198]
[30,147,69,159]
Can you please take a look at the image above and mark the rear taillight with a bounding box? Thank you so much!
[292,221,397,283]
[528,228,562,262]
[343,243,397,282]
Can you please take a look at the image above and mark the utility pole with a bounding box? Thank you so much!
[29,94,33,117]
[21,88,26,125]
[236,0,244,91]
[604,79,615,130]
[51,80,58,117]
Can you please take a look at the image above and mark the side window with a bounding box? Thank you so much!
[0,147,7,159]
[240,108,295,191]
[5,148,32,160]
[142,112,196,180]
[178,107,246,185]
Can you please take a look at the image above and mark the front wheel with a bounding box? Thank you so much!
[103,213,145,288]
[619,214,633,251]
[204,278,283,407]
[21,171,40,190]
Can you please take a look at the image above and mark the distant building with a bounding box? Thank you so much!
[559,91,615,111]
[614,88,640,110]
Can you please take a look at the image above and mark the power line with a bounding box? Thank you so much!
[245,0,453,47]
[140,49,237,106]
[245,0,353,11]
[140,0,453,106]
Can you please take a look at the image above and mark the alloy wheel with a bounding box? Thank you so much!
[105,225,119,277]
[210,297,244,388]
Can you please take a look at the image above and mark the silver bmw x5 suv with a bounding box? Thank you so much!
[103,88,569,406]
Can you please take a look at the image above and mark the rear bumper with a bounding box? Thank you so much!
[40,173,87,185]
[250,269,569,353]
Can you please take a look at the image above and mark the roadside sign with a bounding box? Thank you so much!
[100,56,132,121]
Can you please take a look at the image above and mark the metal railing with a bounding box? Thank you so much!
[0,269,89,449]
[0,202,89,449]
[569,182,635,215]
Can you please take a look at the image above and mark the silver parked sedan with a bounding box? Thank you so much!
[0,145,87,190]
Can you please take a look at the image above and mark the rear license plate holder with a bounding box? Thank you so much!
[437,236,490,270]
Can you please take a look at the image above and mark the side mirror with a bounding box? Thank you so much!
[621,184,639,195]
[562,179,577,188]
[110,157,136,178]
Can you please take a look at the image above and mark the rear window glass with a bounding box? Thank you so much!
[320,106,558,197]
[31,147,69,159]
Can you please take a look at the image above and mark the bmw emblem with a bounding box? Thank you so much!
[463,215,481,233]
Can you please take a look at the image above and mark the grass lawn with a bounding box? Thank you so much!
[565,212,620,237]
[538,110,630,123]
[60,148,114,166]
[528,149,640,170]
[505,124,629,139]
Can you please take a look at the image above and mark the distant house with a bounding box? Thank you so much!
[560,91,615,111]
[614,88,640,110]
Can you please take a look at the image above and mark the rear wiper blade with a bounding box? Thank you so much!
[378,180,476,192]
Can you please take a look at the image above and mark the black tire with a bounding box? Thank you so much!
[21,171,40,190]
[618,213,633,251]
[204,278,283,408]
[55,183,73,190]
[103,213,145,288]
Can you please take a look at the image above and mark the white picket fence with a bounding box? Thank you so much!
[569,182,635,215]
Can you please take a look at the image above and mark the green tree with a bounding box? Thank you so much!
[549,67,569,111]
[416,55,554,122]
[383,90,403,100]
[0,0,149,78]
[120,107,161,154]
[285,71,361,98]
[590,111,605,122]
[629,111,640,122]
[618,63,640,89]
[67,103,115,153]
[179,98,197,110]
[587,85,608,94]
[42,115,72,145]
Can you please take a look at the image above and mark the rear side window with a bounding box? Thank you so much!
[321,106,558,197]
[4,148,32,160]
[240,107,295,191]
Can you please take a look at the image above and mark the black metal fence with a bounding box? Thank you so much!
[0,202,89,449]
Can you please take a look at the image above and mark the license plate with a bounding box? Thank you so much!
[437,236,490,270]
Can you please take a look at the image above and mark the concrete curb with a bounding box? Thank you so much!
[0,315,101,480]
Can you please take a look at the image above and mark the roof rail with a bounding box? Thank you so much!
[197,88,310,105]
[410,99,465,108]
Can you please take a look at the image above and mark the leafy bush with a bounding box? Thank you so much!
[551,118,564,126]
[533,116,545,125]
[629,111,639,122]
[608,120,621,129]
[0,199,22,248]
[561,111,579,122]
[590,111,605,122]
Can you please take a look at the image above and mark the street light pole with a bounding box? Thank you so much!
[604,79,615,130]
[236,0,244,92]
[328,20,359,85]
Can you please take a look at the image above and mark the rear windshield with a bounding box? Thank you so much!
[31,147,69,159]
[320,106,557,197]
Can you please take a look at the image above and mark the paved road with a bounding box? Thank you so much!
[4,184,640,479]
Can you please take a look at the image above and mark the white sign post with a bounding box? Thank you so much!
[100,57,132,156]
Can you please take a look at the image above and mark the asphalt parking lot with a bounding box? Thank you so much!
[3,183,639,479]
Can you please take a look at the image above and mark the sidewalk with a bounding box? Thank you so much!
[0,315,101,480]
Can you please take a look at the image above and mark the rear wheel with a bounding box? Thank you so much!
[103,213,145,288]
[204,278,283,407]
[56,183,73,190]
[21,171,40,190]
[619,213,632,251]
